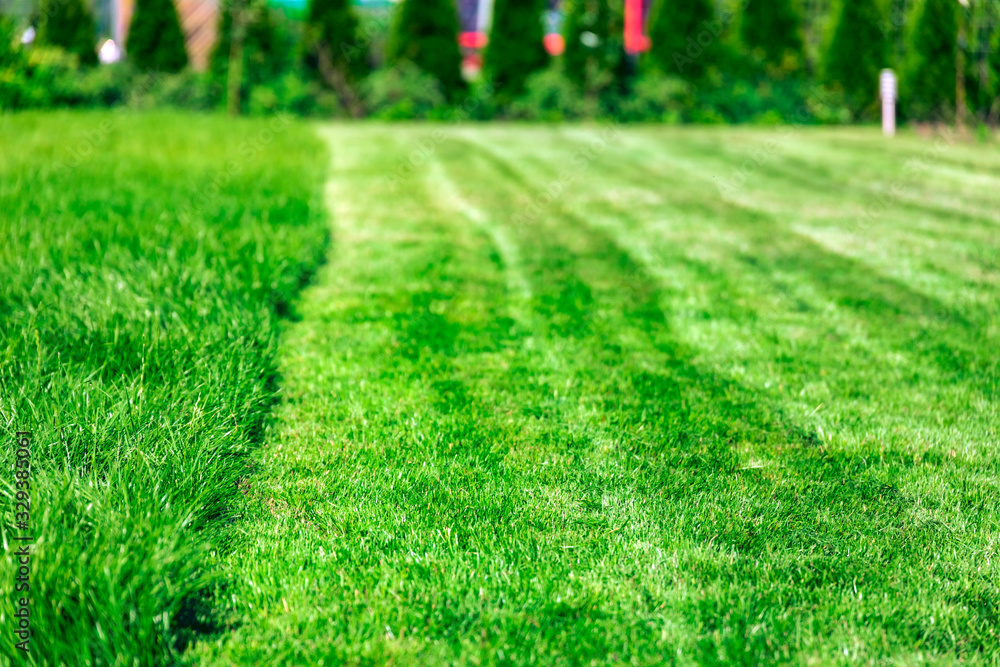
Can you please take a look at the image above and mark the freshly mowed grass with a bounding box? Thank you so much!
[189,125,999,665]
[1,117,998,666]
[0,111,328,664]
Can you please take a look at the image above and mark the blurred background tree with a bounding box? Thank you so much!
[127,0,189,72]
[563,0,607,89]
[303,0,367,114]
[904,0,957,121]
[386,0,464,100]
[483,0,548,104]
[563,0,627,101]
[990,16,1000,122]
[37,0,97,65]
[822,0,889,119]
[646,0,719,82]
[0,0,993,126]
[212,0,284,113]
[0,16,21,67]
[967,0,1000,122]
[740,0,804,75]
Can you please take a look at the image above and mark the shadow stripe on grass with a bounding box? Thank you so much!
[556,132,1000,404]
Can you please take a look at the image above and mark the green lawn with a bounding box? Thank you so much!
[2,117,1000,665]
[189,124,999,665]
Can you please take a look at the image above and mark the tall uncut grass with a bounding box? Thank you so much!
[0,111,328,664]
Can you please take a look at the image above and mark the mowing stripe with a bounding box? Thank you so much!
[428,158,533,326]
[189,124,1000,665]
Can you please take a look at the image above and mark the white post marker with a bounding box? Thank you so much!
[880,69,897,137]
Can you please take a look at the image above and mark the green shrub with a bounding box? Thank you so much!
[386,0,464,101]
[0,46,134,109]
[1,47,69,108]
[904,0,957,121]
[458,77,498,119]
[696,76,848,124]
[616,72,691,122]
[740,0,804,74]
[689,106,726,123]
[646,0,720,82]
[823,0,888,119]
[361,61,446,119]
[483,0,548,104]
[303,0,368,82]
[73,61,133,104]
[810,86,855,124]
[249,71,342,115]
[144,69,215,110]
[36,0,97,66]
[127,0,189,73]
[509,66,596,120]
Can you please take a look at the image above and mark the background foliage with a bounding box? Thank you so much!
[739,0,805,75]
[822,0,889,119]
[646,0,719,82]
[126,0,189,73]
[904,0,958,121]
[1,0,998,124]
[483,0,548,104]
[36,0,97,65]
[386,0,464,100]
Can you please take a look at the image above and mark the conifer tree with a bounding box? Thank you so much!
[563,0,625,92]
[740,0,803,72]
[386,0,464,100]
[990,28,1000,120]
[823,0,889,117]
[483,0,548,103]
[127,0,189,72]
[303,0,367,82]
[968,9,1000,118]
[211,0,281,112]
[212,0,281,82]
[646,0,719,81]
[37,0,97,65]
[0,16,20,68]
[904,0,958,120]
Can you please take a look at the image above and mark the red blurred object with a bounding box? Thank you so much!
[624,0,651,54]
[543,33,565,56]
[459,31,489,49]
[462,53,483,79]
